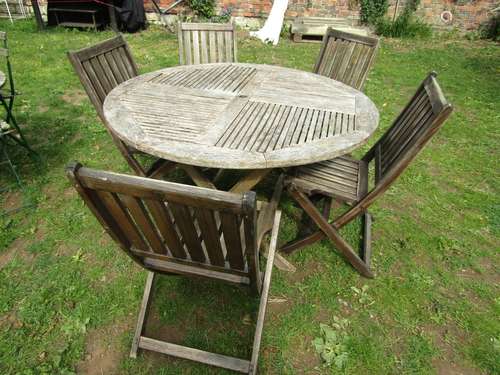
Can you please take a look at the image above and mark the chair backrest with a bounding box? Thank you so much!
[335,73,453,229]
[67,34,138,119]
[66,162,261,291]
[314,28,379,91]
[0,31,15,94]
[178,22,237,65]
[366,72,453,188]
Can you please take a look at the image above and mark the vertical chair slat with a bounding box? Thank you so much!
[216,32,224,62]
[183,30,192,65]
[97,191,149,251]
[111,48,132,82]
[144,199,187,259]
[200,31,208,63]
[81,60,107,104]
[195,208,226,266]
[192,30,200,65]
[97,54,118,87]
[119,195,167,254]
[168,202,206,263]
[224,31,232,62]
[209,30,217,63]
[220,213,246,270]
[103,51,124,83]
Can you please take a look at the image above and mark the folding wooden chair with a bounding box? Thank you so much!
[66,162,283,374]
[67,35,172,178]
[281,72,453,278]
[314,28,379,91]
[0,31,37,185]
[178,22,237,65]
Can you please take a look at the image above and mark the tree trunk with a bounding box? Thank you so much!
[250,0,289,45]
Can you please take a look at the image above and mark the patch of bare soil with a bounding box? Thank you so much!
[139,308,189,367]
[144,309,187,344]
[457,256,500,286]
[286,259,325,284]
[268,296,292,320]
[76,318,133,375]
[0,237,34,270]
[38,105,49,113]
[61,89,87,106]
[420,324,484,375]
[287,334,320,374]
[1,190,22,212]
[0,310,23,330]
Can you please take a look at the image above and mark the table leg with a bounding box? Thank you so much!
[229,169,272,194]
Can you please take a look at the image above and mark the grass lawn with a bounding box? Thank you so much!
[0,19,499,375]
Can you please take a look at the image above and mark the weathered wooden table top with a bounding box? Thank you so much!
[103,63,379,169]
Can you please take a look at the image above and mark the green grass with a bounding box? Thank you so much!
[0,20,499,375]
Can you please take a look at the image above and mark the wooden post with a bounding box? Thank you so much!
[31,0,45,30]
[393,0,400,21]
[108,0,118,32]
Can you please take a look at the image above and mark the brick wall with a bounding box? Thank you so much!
[149,0,360,19]
[149,0,496,31]
[388,0,497,30]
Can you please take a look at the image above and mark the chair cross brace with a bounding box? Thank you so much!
[282,184,374,278]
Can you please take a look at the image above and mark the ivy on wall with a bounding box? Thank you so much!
[359,0,389,25]
[188,0,216,19]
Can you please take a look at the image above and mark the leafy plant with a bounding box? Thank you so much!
[313,318,350,369]
[375,0,432,38]
[359,0,389,25]
[479,11,500,41]
[211,7,232,23]
[188,0,215,19]
[351,284,374,306]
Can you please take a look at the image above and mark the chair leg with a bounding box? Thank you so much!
[0,138,22,187]
[361,211,372,268]
[130,271,156,358]
[279,196,331,255]
[288,186,374,278]
[249,211,280,375]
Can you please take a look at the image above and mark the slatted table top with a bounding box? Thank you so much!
[104,63,379,169]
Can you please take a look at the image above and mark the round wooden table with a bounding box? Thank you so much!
[104,63,379,192]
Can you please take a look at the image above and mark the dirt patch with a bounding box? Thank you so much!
[286,259,325,284]
[61,89,88,106]
[433,359,484,375]
[76,318,133,375]
[0,311,23,329]
[420,323,483,375]
[64,187,77,199]
[0,237,34,270]
[268,296,292,319]
[144,309,187,344]
[456,257,500,286]
[287,334,320,374]
[1,190,22,212]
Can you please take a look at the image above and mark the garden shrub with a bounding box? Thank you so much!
[359,0,389,25]
[479,12,500,41]
[188,0,216,19]
[375,0,432,38]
